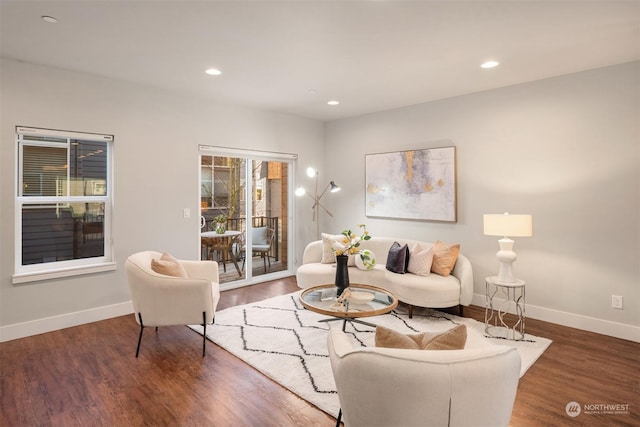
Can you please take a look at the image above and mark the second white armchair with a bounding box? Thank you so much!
[328,327,521,427]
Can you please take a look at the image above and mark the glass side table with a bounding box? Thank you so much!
[484,276,526,341]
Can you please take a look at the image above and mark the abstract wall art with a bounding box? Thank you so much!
[365,146,456,222]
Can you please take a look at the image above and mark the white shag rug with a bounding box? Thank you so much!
[189,291,551,418]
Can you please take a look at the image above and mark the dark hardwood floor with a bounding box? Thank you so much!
[1,276,638,426]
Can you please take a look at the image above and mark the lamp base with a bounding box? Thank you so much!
[496,238,517,282]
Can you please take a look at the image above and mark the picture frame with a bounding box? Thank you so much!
[365,146,456,222]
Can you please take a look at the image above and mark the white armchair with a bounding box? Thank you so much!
[125,251,221,357]
[328,328,521,427]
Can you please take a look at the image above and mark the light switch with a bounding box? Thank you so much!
[183,208,191,218]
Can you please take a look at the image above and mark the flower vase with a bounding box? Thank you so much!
[335,254,350,296]
[215,223,226,234]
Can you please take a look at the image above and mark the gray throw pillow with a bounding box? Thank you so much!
[385,241,409,274]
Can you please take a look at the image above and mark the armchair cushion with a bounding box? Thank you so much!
[150,252,188,277]
[253,226,268,245]
[375,324,467,350]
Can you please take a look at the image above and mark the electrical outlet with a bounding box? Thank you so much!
[611,295,623,310]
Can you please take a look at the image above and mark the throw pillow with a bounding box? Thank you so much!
[355,249,377,271]
[252,227,268,245]
[407,243,434,276]
[151,252,188,278]
[385,241,409,274]
[431,240,461,277]
[321,233,338,264]
[375,324,467,350]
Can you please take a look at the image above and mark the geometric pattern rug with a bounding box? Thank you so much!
[189,291,552,418]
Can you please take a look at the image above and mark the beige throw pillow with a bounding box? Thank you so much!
[321,233,338,264]
[375,324,467,350]
[407,243,434,276]
[151,252,188,278]
[431,240,460,277]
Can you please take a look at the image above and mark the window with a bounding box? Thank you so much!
[14,127,114,283]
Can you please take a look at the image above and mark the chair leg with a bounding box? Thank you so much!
[408,304,414,319]
[459,304,464,317]
[335,408,342,427]
[135,313,145,358]
[263,253,267,273]
[202,311,207,357]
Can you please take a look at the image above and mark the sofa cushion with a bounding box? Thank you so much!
[321,233,338,264]
[407,243,434,276]
[431,240,460,277]
[375,324,467,350]
[151,252,188,278]
[386,241,409,274]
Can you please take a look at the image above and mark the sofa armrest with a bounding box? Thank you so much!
[452,253,473,306]
[301,240,323,264]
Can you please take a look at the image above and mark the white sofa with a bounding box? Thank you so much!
[328,328,521,427]
[296,237,473,316]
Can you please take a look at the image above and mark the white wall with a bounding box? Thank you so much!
[2,59,638,342]
[0,59,324,340]
[323,62,640,341]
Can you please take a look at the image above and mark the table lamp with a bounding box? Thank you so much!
[483,213,532,282]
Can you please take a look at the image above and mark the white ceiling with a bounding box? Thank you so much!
[1,1,639,122]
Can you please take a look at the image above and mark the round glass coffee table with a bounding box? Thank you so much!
[300,283,398,331]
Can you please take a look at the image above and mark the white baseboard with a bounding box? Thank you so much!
[0,301,133,343]
[471,293,640,343]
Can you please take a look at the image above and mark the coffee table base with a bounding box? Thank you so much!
[318,317,377,332]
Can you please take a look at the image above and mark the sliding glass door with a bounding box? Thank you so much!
[199,148,294,286]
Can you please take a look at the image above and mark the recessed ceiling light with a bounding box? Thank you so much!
[42,15,58,23]
[327,100,340,106]
[205,68,222,76]
[481,60,499,69]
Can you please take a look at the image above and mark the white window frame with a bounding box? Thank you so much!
[13,126,115,284]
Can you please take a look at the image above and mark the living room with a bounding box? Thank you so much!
[0,1,638,426]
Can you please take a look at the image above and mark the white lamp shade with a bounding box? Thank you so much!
[483,213,532,238]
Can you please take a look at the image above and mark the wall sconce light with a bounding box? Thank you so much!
[296,167,340,239]
[483,212,533,282]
